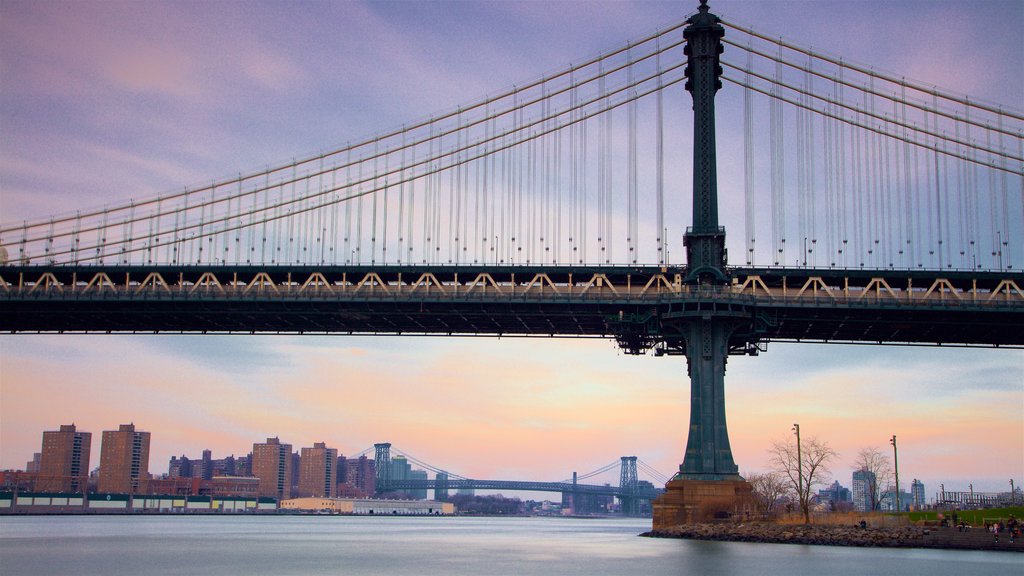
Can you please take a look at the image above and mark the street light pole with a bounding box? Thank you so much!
[793,423,803,515]
[890,435,900,512]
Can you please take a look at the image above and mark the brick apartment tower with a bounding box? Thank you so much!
[98,423,150,494]
[298,442,338,497]
[38,424,92,493]
[339,454,375,497]
[252,437,293,500]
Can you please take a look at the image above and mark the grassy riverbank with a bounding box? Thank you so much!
[904,506,1023,526]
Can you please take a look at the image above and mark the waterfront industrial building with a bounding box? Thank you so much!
[281,497,454,515]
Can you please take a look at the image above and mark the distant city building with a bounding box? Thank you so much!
[817,480,852,508]
[145,475,260,497]
[26,453,41,474]
[38,424,92,493]
[336,456,348,488]
[235,455,251,477]
[911,479,925,509]
[168,455,193,478]
[338,455,375,497]
[146,476,199,496]
[381,456,429,499]
[851,469,876,512]
[207,476,260,497]
[200,449,213,481]
[169,452,241,479]
[98,423,150,494]
[390,456,411,483]
[434,472,450,501]
[880,486,914,512]
[291,451,301,495]
[298,442,338,497]
[409,469,428,500]
[251,437,293,500]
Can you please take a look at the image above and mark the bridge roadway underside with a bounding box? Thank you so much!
[2,265,1022,346]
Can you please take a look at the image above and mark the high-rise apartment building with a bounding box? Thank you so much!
[38,424,92,493]
[409,469,428,500]
[298,442,338,497]
[168,455,193,478]
[200,449,213,481]
[341,454,375,496]
[291,451,301,495]
[851,469,876,512]
[390,455,411,483]
[252,437,293,500]
[169,452,239,478]
[98,423,150,494]
[816,480,852,508]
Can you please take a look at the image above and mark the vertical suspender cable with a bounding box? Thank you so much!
[743,45,755,265]
[382,146,390,264]
[656,40,665,265]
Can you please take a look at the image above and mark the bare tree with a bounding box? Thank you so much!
[747,471,788,518]
[853,447,891,511]
[769,435,837,524]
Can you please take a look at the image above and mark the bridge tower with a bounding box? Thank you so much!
[619,456,639,515]
[374,443,392,495]
[653,0,754,528]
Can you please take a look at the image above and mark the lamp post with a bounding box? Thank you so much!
[793,423,803,512]
[890,435,900,512]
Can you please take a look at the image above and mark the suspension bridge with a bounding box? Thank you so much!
[366,443,666,515]
[1,1,1021,525]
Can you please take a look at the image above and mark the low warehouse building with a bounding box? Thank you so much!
[281,497,454,515]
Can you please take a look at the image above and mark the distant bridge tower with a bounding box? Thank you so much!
[619,456,639,515]
[374,443,392,495]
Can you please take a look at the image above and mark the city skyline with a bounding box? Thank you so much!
[1,0,1022,496]
[16,419,1019,510]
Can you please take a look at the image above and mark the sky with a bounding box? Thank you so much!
[1,0,1022,499]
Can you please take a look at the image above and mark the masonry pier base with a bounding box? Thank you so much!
[652,478,754,529]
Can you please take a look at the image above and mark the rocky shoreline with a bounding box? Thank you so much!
[642,523,1023,552]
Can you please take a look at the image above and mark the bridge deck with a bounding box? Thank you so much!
[384,478,662,499]
[3,265,1022,346]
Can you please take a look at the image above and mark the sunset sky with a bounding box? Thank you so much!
[1,0,1021,498]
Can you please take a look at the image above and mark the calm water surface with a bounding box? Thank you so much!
[0,516,1018,575]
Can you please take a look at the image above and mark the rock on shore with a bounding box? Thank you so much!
[642,523,929,549]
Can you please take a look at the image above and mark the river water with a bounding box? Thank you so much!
[0,516,1017,575]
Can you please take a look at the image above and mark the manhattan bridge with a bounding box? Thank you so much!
[2,2,1022,517]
